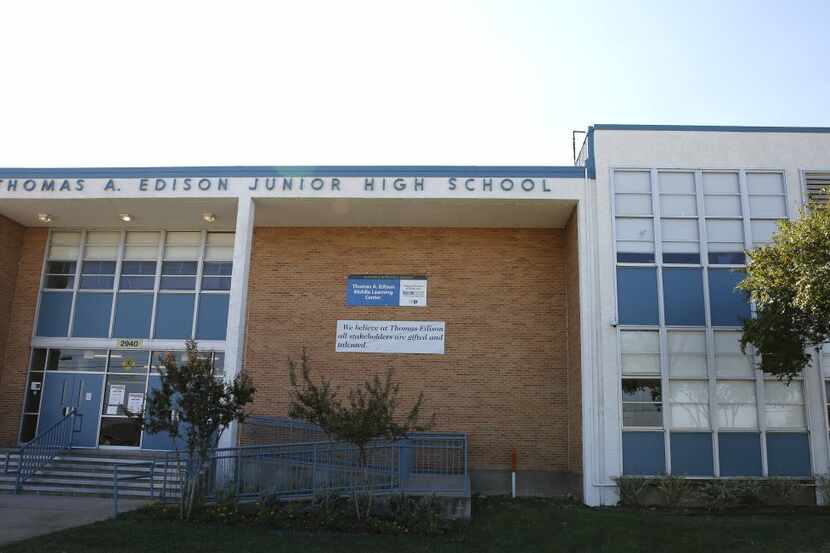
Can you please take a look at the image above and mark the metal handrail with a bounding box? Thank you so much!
[14,409,78,493]
[113,461,157,518]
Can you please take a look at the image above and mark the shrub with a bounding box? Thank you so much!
[614,476,651,507]
[764,477,799,505]
[655,474,692,508]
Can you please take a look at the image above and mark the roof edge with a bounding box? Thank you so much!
[593,123,830,133]
[0,165,586,179]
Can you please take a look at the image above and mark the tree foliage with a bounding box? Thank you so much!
[739,199,830,381]
[143,340,255,519]
[287,349,433,518]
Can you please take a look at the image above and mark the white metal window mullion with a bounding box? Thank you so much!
[740,170,768,476]
[651,169,672,474]
[191,230,208,339]
[66,229,88,338]
[695,170,720,476]
[818,347,830,469]
[148,231,166,341]
[107,230,127,339]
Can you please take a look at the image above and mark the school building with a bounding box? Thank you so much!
[1,124,829,505]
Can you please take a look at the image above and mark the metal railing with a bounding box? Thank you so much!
[113,461,157,517]
[202,430,469,501]
[13,409,78,493]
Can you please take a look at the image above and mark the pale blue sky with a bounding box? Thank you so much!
[0,0,827,166]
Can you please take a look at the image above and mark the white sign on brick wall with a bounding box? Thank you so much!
[336,320,445,354]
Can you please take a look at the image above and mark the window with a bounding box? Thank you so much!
[714,331,753,377]
[616,267,659,325]
[161,261,198,290]
[615,171,654,263]
[44,261,76,290]
[747,172,787,248]
[662,268,705,326]
[669,381,709,429]
[715,381,757,429]
[708,269,750,326]
[667,331,706,378]
[620,331,660,375]
[764,381,805,429]
[622,379,662,427]
[659,172,700,263]
[124,231,160,260]
[703,172,745,264]
[120,261,156,290]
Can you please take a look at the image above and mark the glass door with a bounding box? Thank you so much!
[98,350,149,447]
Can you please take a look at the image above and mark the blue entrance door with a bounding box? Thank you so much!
[40,373,105,447]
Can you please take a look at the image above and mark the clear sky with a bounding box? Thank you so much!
[0,0,828,166]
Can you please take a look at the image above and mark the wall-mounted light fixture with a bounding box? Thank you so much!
[202,212,217,223]
[37,213,53,223]
[119,213,133,222]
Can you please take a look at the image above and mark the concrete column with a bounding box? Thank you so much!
[218,196,255,450]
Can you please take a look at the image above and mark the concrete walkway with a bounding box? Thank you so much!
[0,495,149,547]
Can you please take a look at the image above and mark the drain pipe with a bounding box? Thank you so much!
[511,448,517,498]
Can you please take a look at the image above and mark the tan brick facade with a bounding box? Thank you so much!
[0,223,46,446]
[244,226,581,491]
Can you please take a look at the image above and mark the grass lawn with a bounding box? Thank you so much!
[4,497,830,553]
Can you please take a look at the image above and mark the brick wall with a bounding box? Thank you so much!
[564,212,582,478]
[244,226,580,477]
[0,224,46,446]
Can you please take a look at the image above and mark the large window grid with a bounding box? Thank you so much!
[34,229,234,342]
[613,168,809,477]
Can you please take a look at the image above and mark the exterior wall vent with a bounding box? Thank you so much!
[805,172,830,205]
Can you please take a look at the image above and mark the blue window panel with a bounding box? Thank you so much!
[154,294,195,339]
[767,433,811,477]
[112,293,153,338]
[72,293,113,337]
[622,431,666,475]
[36,292,73,336]
[196,294,229,340]
[718,432,762,476]
[662,268,705,326]
[670,432,714,476]
[141,375,186,451]
[709,269,751,326]
[616,268,659,325]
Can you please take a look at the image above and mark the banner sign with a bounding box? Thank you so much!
[336,320,445,354]
[346,275,427,307]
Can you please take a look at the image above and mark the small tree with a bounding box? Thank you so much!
[739,199,830,381]
[288,349,432,519]
[143,340,255,519]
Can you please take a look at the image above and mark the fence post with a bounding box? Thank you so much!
[150,461,156,499]
[311,443,317,497]
[463,435,470,497]
[162,455,169,501]
[113,465,119,518]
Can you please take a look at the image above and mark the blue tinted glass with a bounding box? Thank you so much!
[162,261,198,275]
[617,252,655,263]
[119,275,155,290]
[82,261,116,274]
[616,267,659,325]
[45,275,74,289]
[47,261,76,274]
[121,261,157,275]
[663,253,700,264]
[708,252,746,265]
[196,294,229,340]
[80,275,115,289]
[622,431,665,475]
[154,294,195,339]
[709,269,751,326]
[160,276,197,290]
[202,262,233,276]
[663,268,705,325]
[201,276,231,291]
[36,292,73,336]
[670,432,713,476]
[72,293,113,337]
[767,433,811,477]
[113,293,153,338]
[718,432,762,476]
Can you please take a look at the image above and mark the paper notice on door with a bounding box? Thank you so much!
[127,393,144,414]
[106,405,119,415]
[108,384,126,405]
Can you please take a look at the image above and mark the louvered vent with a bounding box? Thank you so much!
[806,172,830,205]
